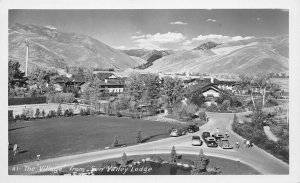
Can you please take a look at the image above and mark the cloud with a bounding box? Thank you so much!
[206,19,217,22]
[135,30,141,34]
[256,17,261,21]
[132,32,186,49]
[183,34,253,48]
[170,21,188,25]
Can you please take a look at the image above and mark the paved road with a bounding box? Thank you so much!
[8,112,289,175]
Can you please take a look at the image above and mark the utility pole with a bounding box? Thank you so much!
[25,45,29,77]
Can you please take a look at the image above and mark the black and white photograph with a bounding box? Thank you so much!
[1,0,300,182]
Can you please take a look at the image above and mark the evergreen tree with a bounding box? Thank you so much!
[169,146,177,163]
[233,113,239,123]
[57,103,62,116]
[192,149,209,174]
[136,130,143,143]
[112,136,118,147]
[121,153,127,167]
[41,109,45,118]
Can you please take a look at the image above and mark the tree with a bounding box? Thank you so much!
[121,153,127,167]
[199,111,207,121]
[233,113,239,123]
[57,104,62,116]
[238,74,281,109]
[8,60,26,88]
[161,77,185,113]
[126,73,161,113]
[42,109,45,118]
[35,108,40,119]
[192,149,209,174]
[136,130,143,143]
[112,136,119,147]
[169,146,177,163]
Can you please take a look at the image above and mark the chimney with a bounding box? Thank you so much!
[25,45,29,77]
[105,79,108,83]
[211,76,214,83]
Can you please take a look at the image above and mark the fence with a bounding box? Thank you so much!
[8,97,47,106]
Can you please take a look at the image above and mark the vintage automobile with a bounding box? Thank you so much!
[217,138,233,149]
[191,136,202,146]
[205,137,218,148]
[187,124,199,133]
[201,132,211,139]
[212,133,224,140]
[170,129,184,137]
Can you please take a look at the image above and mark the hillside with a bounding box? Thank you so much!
[9,24,143,71]
[193,41,221,50]
[146,36,288,74]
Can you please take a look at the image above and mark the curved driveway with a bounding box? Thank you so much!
[8,112,289,175]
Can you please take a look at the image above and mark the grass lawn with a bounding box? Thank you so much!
[39,154,260,175]
[8,115,183,165]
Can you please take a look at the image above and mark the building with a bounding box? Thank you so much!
[54,75,85,92]
[93,72,125,93]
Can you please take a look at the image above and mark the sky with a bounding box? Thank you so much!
[9,9,289,50]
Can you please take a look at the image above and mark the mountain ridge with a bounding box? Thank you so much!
[9,24,144,71]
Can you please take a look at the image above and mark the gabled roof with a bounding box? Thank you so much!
[95,72,115,80]
[98,80,125,86]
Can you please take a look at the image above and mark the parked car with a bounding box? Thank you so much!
[212,133,224,140]
[217,138,233,149]
[187,124,199,133]
[205,137,218,148]
[170,129,183,137]
[191,136,202,146]
[201,132,211,140]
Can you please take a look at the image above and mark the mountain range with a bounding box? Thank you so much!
[9,24,289,75]
[145,35,288,74]
[9,24,145,71]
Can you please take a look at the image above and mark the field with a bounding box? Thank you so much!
[8,115,183,165]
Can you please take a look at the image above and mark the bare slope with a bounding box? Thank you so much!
[146,36,288,74]
[9,24,142,71]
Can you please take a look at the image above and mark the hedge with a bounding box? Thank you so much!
[8,97,47,106]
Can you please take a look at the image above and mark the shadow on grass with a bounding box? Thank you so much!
[19,150,28,154]
[141,133,167,143]
[9,126,30,132]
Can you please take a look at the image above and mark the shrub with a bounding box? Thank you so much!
[15,114,21,121]
[57,104,62,116]
[64,109,69,117]
[199,111,207,121]
[80,108,85,116]
[35,108,40,118]
[48,93,75,103]
[206,103,218,112]
[85,107,91,115]
[116,111,122,117]
[68,108,74,116]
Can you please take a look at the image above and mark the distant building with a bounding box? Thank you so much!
[93,72,125,93]
[54,75,85,92]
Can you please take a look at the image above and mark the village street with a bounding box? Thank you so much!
[8,112,289,175]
